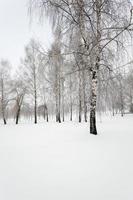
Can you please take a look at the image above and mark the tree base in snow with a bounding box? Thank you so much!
[90,130,97,135]
[90,114,97,135]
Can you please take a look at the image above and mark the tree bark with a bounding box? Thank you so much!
[90,70,98,135]
[78,70,82,123]
[70,102,73,121]
[62,79,65,122]
[55,63,61,123]
[34,71,37,124]
[16,107,20,124]
[90,0,101,135]
[1,79,7,125]
[3,118,7,125]
[82,70,87,122]
[46,111,49,122]
[44,104,49,122]
[69,77,73,122]
[34,91,37,124]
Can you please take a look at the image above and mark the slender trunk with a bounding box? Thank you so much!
[70,102,73,121]
[16,107,20,124]
[58,68,61,123]
[119,82,124,117]
[56,87,58,122]
[45,104,49,122]
[62,106,64,122]
[1,79,7,125]
[46,110,49,122]
[121,103,124,117]
[55,64,61,123]
[16,95,24,125]
[3,118,6,125]
[82,70,87,122]
[57,113,61,123]
[79,100,82,123]
[112,100,115,116]
[2,108,7,125]
[62,79,65,122]
[90,70,98,135]
[79,70,82,123]
[70,75,73,121]
[121,111,124,117]
[77,0,84,123]
[90,0,101,135]
[84,103,87,122]
[43,107,46,120]
[112,108,115,116]
[34,68,37,124]
[34,90,37,124]
[56,100,58,122]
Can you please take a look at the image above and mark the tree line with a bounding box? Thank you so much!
[0,0,133,135]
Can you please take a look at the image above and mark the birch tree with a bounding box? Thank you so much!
[0,60,11,124]
[22,39,42,124]
[48,27,63,123]
[30,0,133,134]
[11,80,26,124]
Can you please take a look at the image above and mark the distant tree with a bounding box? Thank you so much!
[0,60,11,124]
[48,27,63,123]
[11,79,26,124]
[22,39,43,124]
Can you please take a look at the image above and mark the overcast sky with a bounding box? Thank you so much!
[1,0,133,70]
[0,0,53,68]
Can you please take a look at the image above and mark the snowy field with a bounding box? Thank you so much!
[0,115,133,200]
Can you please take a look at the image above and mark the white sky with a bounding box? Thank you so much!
[0,0,53,68]
[0,0,133,71]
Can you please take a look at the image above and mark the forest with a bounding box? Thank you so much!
[0,0,133,135]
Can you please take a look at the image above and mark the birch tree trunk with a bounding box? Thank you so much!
[62,78,65,122]
[77,0,85,123]
[90,69,98,135]
[78,70,82,123]
[1,79,7,125]
[90,0,102,135]
[82,70,87,122]
[34,66,37,124]
[46,107,49,122]
[34,89,37,123]
[44,104,49,122]
[55,67,61,123]
[70,75,73,121]
[58,75,61,123]
[15,95,24,124]
[16,107,21,124]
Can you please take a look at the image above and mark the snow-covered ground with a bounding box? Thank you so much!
[0,115,133,200]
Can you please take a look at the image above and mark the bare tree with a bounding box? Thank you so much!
[22,39,42,124]
[11,80,26,124]
[48,27,63,123]
[0,60,11,124]
[29,0,133,134]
